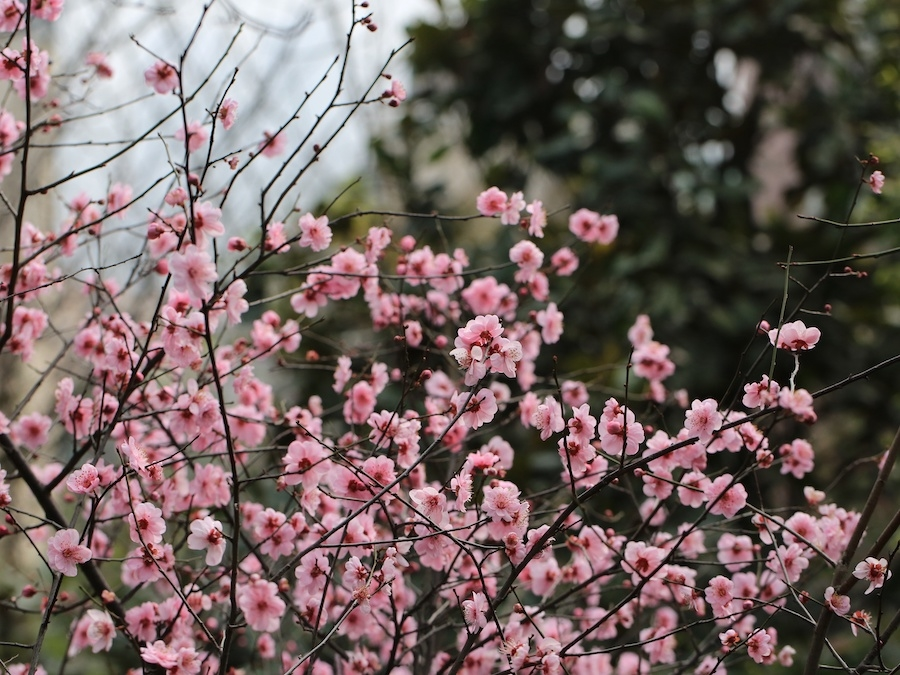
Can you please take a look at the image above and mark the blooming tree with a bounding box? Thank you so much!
[0,2,897,675]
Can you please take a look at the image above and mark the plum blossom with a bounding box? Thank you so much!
[236,577,285,632]
[703,474,747,519]
[852,557,892,594]
[217,97,238,129]
[476,187,507,217]
[768,320,820,352]
[187,516,226,566]
[169,244,217,302]
[462,591,490,632]
[568,208,619,244]
[298,213,332,252]
[824,586,850,615]
[144,60,178,94]
[779,439,815,479]
[83,610,116,653]
[382,77,406,106]
[684,398,722,443]
[47,528,92,576]
[869,170,885,195]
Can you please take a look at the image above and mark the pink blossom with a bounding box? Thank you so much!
[193,200,225,244]
[766,543,810,583]
[258,130,286,157]
[482,481,522,523]
[217,97,238,129]
[30,0,63,21]
[852,557,892,594]
[501,191,526,226]
[175,120,208,153]
[127,502,166,545]
[409,486,448,525]
[745,629,773,664]
[236,577,285,632]
[778,387,816,422]
[779,438,815,479]
[568,208,619,244]
[476,187,507,217]
[622,541,667,584]
[84,610,115,653]
[768,320,820,352]
[550,246,578,276]
[462,591,489,631]
[459,387,498,429]
[65,463,100,495]
[47,528,92,577]
[868,170,885,195]
[10,411,50,450]
[382,78,406,106]
[535,302,564,344]
[716,533,754,571]
[684,398,722,443]
[85,52,113,78]
[704,575,734,618]
[169,244,217,302]
[824,586,850,615]
[742,375,780,409]
[106,182,132,219]
[144,60,178,94]
[0,0,23,31]
[703,474,747,519]
[526,200,546,237]
[187,516,226,566]
[298,213,332,252]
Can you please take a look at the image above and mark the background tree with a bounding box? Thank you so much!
[377,0,900,474]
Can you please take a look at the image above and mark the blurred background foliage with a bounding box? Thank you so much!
[368,0,900,486]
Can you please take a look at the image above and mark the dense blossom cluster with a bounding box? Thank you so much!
[0,3,895,675]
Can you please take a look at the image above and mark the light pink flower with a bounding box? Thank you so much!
[236,577,285,632]
[779,438,815,479]
[462,591,489,631]
[768,320,820,352]
[824,586,850,615]
[187,516,226,566]
[868,170,885,195]
[127,502,166,545]
[298,213,332,252]
[84,610,115,653]
[217,98,238,129]
[47,528,92,577]
[852,557,892,594]
[684,398,722,443]
[703,474,747,519]
[144,60,178,94]
[476,187,507,217]
[258,130,286,157]
[169,244,217,302]
[86,52,113,78]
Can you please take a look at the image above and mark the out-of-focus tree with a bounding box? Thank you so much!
[375,0,900,467]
